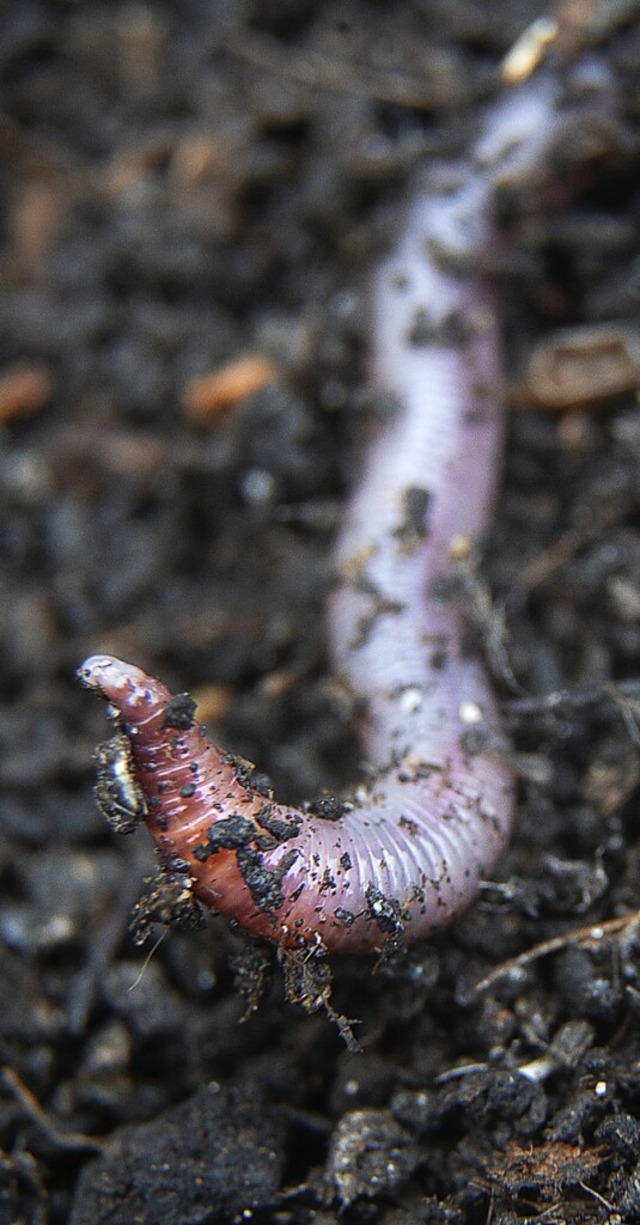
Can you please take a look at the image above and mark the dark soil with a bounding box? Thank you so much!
[2,2,640,1222]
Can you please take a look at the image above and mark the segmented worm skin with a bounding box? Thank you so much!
[79,66,605,955]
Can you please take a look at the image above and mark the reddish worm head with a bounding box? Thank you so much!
[80,60,612,956]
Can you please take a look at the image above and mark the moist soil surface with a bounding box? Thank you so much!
[2,3,640,1222]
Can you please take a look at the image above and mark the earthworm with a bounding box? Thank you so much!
[79,60,612,956]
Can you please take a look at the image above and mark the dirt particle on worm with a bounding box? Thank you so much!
[162,693,197,730]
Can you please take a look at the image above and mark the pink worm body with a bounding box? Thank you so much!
[80,71,582,954]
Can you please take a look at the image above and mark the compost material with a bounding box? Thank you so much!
[2,2,640,1222]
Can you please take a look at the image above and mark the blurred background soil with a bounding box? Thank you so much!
[2,2,640,1222]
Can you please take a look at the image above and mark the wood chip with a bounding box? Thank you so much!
[182,354,278,426]
[527,323,640,409]
[0,363,53,424]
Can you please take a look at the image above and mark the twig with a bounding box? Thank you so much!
[2,1066,106,1153]
[474,909,640,995]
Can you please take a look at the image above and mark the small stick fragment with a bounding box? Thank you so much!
[474,910,640,995]
[2,1066,105,1152]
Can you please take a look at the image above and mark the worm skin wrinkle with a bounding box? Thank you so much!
[80,61,612,956]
